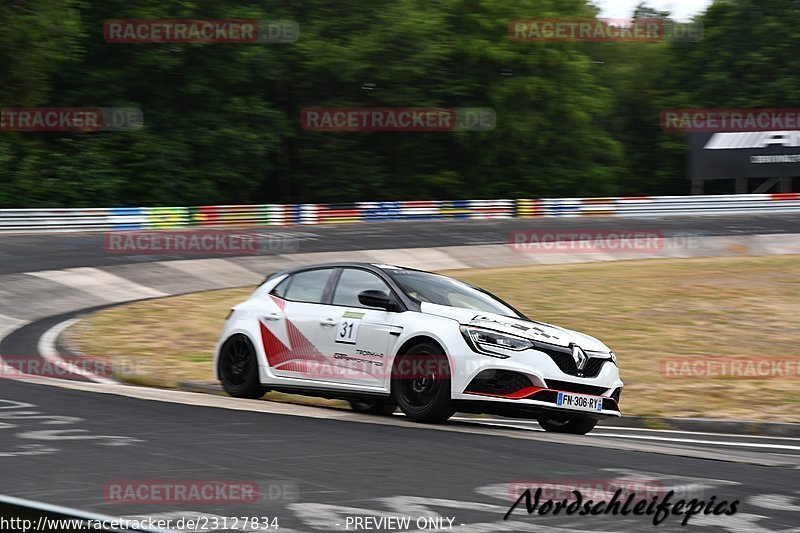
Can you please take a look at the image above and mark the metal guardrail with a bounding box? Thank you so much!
[515,193,800,217]
[0,194,798,233]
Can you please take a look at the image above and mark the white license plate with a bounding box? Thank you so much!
[556,391,603,412]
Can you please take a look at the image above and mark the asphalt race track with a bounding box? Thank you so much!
[0,379,799,533]
[1,215,800,532]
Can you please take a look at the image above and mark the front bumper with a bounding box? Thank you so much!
[449,346,623,419]
[457,384,621,419]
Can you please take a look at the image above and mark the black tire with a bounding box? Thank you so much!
[537,416,598,435]
[218,334,269,399]
[391,342,455,423]
[349,400,397,415]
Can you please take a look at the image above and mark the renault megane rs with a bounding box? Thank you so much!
[214,262,623,434]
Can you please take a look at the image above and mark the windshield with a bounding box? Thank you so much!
[388,270,522,318]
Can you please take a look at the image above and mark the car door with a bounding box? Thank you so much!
[262,267,339,381]
[322,268,404,388]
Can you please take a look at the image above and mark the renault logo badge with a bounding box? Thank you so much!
[572,345,588,371]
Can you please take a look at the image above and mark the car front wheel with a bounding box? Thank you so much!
[391,343,455,423]
[218,334,269,399]
[537,416,598,435]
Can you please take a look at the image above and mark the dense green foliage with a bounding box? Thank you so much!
[0,0,794,206]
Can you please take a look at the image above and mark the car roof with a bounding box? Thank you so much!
[261,262,427,284]
[258,261,528,319]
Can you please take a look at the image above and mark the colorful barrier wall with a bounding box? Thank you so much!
[0,194,797,233]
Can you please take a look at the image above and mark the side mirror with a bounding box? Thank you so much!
[358,290,400,311]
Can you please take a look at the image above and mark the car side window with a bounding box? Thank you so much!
[271,276,291,298]
[280,269,334,304]
[333,269,392,308]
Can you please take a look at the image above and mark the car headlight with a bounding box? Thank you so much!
[587,349,617,365]
[460,326,534,358]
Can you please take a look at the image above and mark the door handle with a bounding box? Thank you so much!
[264,313,282,321]
[320,318,337,327]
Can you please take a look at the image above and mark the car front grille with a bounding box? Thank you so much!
[583,357,609,376]
[536,344,610,378]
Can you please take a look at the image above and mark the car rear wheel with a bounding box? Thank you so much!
[391,343,455,423]
[537,416,597,435]
[349,401,397,415]
[218,334,269,399]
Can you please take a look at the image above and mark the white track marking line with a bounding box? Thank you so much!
[29,267,167,302]
[451,417,800,442]
[597,425,800,441]
[587,432,800,451]
[451,417,800,450]
[37,317,115,384]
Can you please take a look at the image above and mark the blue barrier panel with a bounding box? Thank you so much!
[360,201,402,221]
[547,202,580,216]
[111,207,144,230]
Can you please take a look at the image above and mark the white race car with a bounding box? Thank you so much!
[215,262,622,434]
